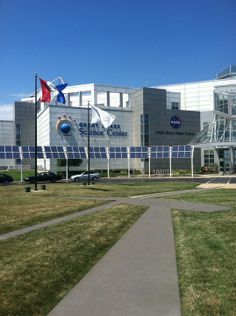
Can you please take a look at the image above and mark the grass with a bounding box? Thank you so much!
[25,180,198,198]
[2,180,234,315]
[170,188,236,207]
[172,190,236,316]
[0,181,198,234]
[0,185,107,234]
[0,204,147,316]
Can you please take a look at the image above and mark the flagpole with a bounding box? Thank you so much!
[34,72,38,191]
[87,101,90,185]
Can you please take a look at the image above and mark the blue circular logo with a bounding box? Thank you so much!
[170,116,181,129]
[60,123,71,134]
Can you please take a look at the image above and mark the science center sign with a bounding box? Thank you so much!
[76,122,128,137]
[56,116,128,138]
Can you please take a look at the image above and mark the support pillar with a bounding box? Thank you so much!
[229,147,235,173]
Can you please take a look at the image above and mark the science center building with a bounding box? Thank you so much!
[20,83,200,173]
[1,65,236,173]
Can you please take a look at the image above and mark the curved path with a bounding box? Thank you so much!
[0,189,228,316]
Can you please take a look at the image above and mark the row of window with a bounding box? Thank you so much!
[69,91,130,108]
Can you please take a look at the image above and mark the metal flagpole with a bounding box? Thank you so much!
[34,73,38,191]
[127,147,130,178]
[20,158,23,183]
[87,101,90,185]
[148,147,151,178]
[106,147,110,178]
[169,146,172,178]
[191,146,194,178]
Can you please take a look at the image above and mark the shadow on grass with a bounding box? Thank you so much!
[87,187,111,192]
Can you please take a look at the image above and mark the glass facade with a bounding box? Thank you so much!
[191,86,236,173]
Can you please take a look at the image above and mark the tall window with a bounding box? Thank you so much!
[97,92,107,106]
[215,93,228,114]
[232,120,236,141]
[140,114,149,146]
[232,96,236,115]
[204,150,214,165]
[171,102,179,110]
[16,124,21,146]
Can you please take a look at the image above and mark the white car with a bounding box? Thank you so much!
[70,172,100,182]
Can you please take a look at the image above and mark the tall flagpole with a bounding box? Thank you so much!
[87,101,90,185]
[34,73,38,191]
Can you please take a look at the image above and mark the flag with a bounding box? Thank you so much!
[55,83,68,104]
[39,78,51,102]
[91,105,116,128]
[39,78,67,104]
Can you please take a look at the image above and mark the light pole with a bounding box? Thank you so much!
[34,73,38,191]
[87,101,90,185]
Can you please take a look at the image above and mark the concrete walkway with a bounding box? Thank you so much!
[46,195,226,316]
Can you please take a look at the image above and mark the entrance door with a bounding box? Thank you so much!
[218,149,229,173]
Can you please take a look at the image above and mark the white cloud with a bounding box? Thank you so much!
[0,104,14,120]
[5,92,28,98]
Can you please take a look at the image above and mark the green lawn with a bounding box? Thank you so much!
[1,181,234,315]
[0,181,198,234]
[0,184,107,234]
[0,204,147,316]
[172,190,236,316]
[22,180,199,198]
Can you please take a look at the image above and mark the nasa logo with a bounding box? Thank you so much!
[170,116,181,129]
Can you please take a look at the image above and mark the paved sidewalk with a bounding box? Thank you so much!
[48,205,181,316]
[48,197,227,316]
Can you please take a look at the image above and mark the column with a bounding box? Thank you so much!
[120,93,123,108]
[107,92,110,107]
[229,147,235,173]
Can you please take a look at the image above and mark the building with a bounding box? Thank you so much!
[3,65,236,174]
[0,120,15,168]
[19,82,200,173]
[157,65,236,173]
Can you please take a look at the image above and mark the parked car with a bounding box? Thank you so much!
[0,173,14,184]
[24,172,62,183]
[70,172,100,182]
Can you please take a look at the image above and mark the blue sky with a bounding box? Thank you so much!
[0,0,235,117]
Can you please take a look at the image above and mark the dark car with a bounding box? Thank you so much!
[0,173,14,184]
[24,172,62,183]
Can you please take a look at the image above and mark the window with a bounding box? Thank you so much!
[215,93,228,114]
[140,114,149,146]
[204,150,214,165]
[69,91,91,107]
[203,122,209,129]
[81,91,91,106]
[110,93,120,107]
[171,102,179,110]
[97,92,107,106]
[123,94,129,108]
[69,92,80,107]
[16,124,21,146]
[232,96,236,115]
